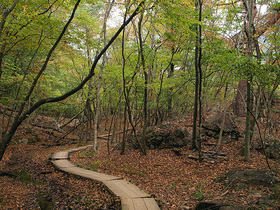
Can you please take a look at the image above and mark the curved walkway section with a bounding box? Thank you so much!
[51,146,160,210]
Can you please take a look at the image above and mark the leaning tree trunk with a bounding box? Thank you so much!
[0,0,82,161]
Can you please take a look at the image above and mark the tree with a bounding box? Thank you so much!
[0,0,19,80]
[192,0,203,162]
[138,4,148,155]
[243,0,255,162]
[92,0,115,151]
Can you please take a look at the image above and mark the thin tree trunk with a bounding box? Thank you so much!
[168,61,174,117]
[120,2,128,154]
[244,0,254,162]
[0,53,3,81]
[121,105,127,155]
[93,0,115,151]
[216,87,230,152]
[197,0,203,162]
[138,7,147,155]
[192,0,202,151]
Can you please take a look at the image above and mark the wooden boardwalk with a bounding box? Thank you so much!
[51,146,160,210]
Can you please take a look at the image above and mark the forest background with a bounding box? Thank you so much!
[1,0,279,159]
[0,0,280,209]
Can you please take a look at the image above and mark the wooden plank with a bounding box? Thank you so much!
[143,198,160,210]
[104,180,150,198]
[52,160,75,168]
[118,180,150,198]
[68,145,93,152]
[121,198,135,210]
[131,198,147,210]
[51,146,160,210]
[122,198,160,210]
[52,151,69,159]
[62,166,121,182]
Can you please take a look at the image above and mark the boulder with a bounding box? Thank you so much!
[214,169,280,209]
[194,202,245,210]
[223,169,279,189]
[127,122,191,149]
[266,137,280,160]
[252,135,280,160]
[202,111,240,140]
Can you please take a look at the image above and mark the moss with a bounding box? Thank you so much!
[16,170,46,186]
[85,152,96,157]
[124,170,146,177]
[271,183,280,201]
[37,191,55,210]
[16,171,33,184]
[193,184,205,200]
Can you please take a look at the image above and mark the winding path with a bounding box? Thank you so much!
[51,146,160,210]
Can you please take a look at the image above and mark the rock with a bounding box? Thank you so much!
[252,135,280,160]
[202,111,240,140]
[127,122,191,149]
[20,138,29,144]
[194,202,245,210]
[271,183,280,201]
[224,169,279,189]
[256,195,277,209]
[265,137,280,160]
[215,169,280,209]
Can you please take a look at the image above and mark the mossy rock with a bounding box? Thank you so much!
[127,122,191,149]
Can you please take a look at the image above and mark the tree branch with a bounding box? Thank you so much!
[0,0,19,39]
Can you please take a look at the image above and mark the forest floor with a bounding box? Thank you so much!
[0,115,121,209]
[71,132,280,209]
[0,109,280,209]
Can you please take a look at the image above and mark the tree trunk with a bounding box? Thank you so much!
[244,0,254,162]
[120,3,128,154]
[192,0,202,151]
[121,105,127,155]
[0,53,3,80]
[244,78,252,161]
[168,62,174,117]
[138,8,147,155]
[232,3,280,118]
[93,0,115,151]
[233,80,247,116]
[216,86,230,152]
[197,0,203,162]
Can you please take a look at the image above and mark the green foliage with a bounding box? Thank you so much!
[86,165,99,171]
[116,165,146,177]
[124,170,146,177]
[16,170,46,186]
[85,152,96,157]
[38,99,82,118]
[85,160,105,171]
[193,183,205,200]
[1,0,279,134]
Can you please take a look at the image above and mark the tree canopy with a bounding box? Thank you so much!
[0,0,279,161]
